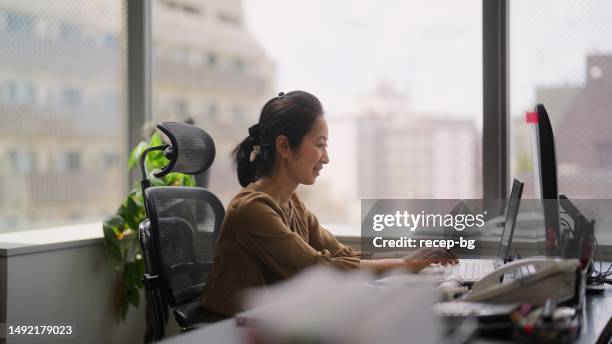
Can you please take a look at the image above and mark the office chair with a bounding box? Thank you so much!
[138,122,224,341]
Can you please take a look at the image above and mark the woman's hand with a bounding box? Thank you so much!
[403,248,458,272]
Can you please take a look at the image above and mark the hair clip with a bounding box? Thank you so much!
[249,145,261,162]
[278,92,285,98]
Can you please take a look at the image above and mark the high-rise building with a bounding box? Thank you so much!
[152,0,275,204]
[355,84,478,199]
[514,54,612,198]
[0,0,275,232]
[0,1,124,231]
[555,54,612,197]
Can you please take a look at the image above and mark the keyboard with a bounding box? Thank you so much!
[424,259,496,282]
[434,301,518,317]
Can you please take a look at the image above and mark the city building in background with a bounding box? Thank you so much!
[355,83,479,199]
[5,0,610,236]
[513,54,612,199]
[0,0,124,231]
[151,0,275,205]
[555,54,612,198]
[0,0,275,232]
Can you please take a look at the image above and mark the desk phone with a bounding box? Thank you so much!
[462,258,581,306]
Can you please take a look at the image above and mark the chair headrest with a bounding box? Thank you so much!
[153,122,216,177]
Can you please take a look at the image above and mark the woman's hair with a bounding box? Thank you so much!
[232,90,323,187]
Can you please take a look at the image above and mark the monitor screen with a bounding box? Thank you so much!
[495,179,524,266]
[535,104,561,256]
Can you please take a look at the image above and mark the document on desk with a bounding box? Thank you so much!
[242,267,440,344]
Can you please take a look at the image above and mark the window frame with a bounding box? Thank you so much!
[482,0,508,200]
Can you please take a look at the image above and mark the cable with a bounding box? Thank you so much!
[588,234,612,284]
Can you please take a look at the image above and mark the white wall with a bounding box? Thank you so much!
[2,243,146,344]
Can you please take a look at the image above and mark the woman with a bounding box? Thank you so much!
[199,91,457,320]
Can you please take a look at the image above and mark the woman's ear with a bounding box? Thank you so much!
[275,135,291,158]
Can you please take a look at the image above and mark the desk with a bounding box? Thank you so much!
[162,266,612,344]
[470,283,612,344]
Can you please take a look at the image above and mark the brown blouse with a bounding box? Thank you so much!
[199,183,361,316]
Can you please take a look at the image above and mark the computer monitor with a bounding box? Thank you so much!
[495,179,524,266]
[534,104,561,255]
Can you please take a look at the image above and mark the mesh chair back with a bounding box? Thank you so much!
[144,186,224,307]
[155,122,216,177]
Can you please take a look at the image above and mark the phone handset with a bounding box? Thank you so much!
[464,258,580,305]
[472,258,559,292]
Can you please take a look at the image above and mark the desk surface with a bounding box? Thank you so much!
[470,283,612,344]
[162,265,612,344]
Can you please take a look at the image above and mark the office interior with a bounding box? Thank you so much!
[0,0,611,343]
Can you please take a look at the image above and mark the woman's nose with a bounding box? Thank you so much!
[321,148,330,164]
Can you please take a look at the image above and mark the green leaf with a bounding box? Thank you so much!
[123,196,141,230]
[150,132,164,147]
[150,177,166,187]
[128,141,148,171]
[127,286,140,307]
[185,175,196,187]
[146,133,170,171]
[130,190,144,209]
[123,262,142,287]
[105,242,123,269]
[103,216,126,268]
[103,215,124,232]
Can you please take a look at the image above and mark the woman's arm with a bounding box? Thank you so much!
[233,196,360,278]
[359,259,413,273]
[360,248,459,274]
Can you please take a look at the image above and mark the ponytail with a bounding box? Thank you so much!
[232,136,258,187]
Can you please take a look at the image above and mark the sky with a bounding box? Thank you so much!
[243,0,482,119]
[243,0,612,120]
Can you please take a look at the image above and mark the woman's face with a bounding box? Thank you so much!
[287,115,329,185]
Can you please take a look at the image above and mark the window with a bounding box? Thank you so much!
[510,1,612,247]
[0,0,126,233]
[7,11,34,34]
[8,150,36,174]
[510,1,612,199]
[66,152,81,172]
[244,0,482,229]
[208,53,217,67]
[62,88,82,107]
[60,22,81,41]
[152,0,482,233]
[1,80,35,104]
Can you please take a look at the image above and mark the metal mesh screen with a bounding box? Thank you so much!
[158,122,215,175]
[145,186,223,306]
